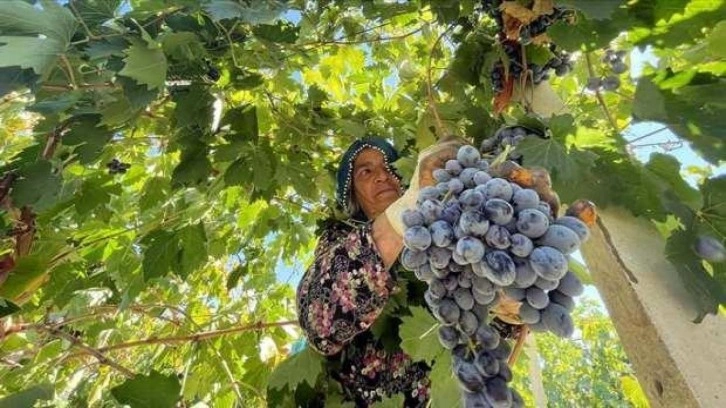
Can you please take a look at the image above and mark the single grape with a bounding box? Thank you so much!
[452,249,469,265]
[516,208,550,238]
[694,235,726,262]
[538,224,581,254]
[459,310,479,336]
[474,350,500,377]
[503,287,525,301]
[537,201,552,218]
[403,226,432,251]
[484,250,516,286]
[460,168,480,188]
[549,290,575,312]
[490,340,511,361]
[517,302,541,324]
[534,276,559,291]
[526,287,550,309]
[485,225,511,250]
[429,246,452,269]
[481,178,514,201]
[433,168,452,183]
[400,248,428,269]
[503,217,519,235]
[446,159,463,176]
[457,236,487,264]
[460,189,485,210]
[512,188,539,212]
[449,261,465,273]
[472,275,496,295]
[463,391,490,408]
[442,274,460,293]
[457,145,482,167]
[541,302,575,338]
[429,220,455,248]
[484,376,513,408]
[484,199,514,226]
[557,271,584,297]
[430,264,449,279]
[420,199,444,225]
[440,201,462,225]
[448,177,465,194]
[435,182,450,196]
[402,209,425,229]
[513,258,538,288]
[473,288,497,306]
[418,186,441,203]
[436,298,461,325]
[429,279,447,299]
[471,303,490,323]
[530,246,569,281]
[477,160,490,171]
[498,364,513,383]
[475,324,500,349]
[454,287,476,310]
[458,273,473,289]
[529,320,548,333]
[611,60,628,74]
[510,233,533,257]
[460,210,491,237]
[454,359,486,393]
[586,77,601,91]
[474,170,492,185]
[414,263,435,282]
[509,182,522,196]
[602,75,620,91]
[438,325,460,349]
[424,289,442,310]
[554,216,590,243]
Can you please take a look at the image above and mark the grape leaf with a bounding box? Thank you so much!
[632,78,667,122]
[162,32,206,62]
[0,254,49,302]
[175,222,208,279]
[376,394,405,407]
[141,230,178,281]
[111,371,181,408]
[204,0,287,24]
[428,352,460,408]
[547,10,627,51]
[398,306,439,364]
[119,40,168,90]
[171,144,213,188]
[63,116,114,164]
[139,177,170,212]
[644,153,702,211]
[558,0,622,20]
[221,104,259,143]
[0,383,53,408]
[253,21,300,44]
[267,346,323,391]
[707,21,726,58]
[10,160,62,210]
[75,178,120,216]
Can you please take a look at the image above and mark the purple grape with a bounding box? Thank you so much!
[498,364,513,383]
[414,263,435,282]
[401,248,427,269]
[611,60,627,74]
[503,287,525,301]
[446,159,463,175]
[541,302,574,338]
[554,216,590,242]
[529,320,548,333]
[471,303,490,323]
[586,77,601,91]
[475,324,500,349]
[537,224,581,254]
[510,233,533,257]
[434,168,452,183]
[475,350,500,377]
[457,145,481,167]
[484,376,513,408]
[403,226,432,251]
[436,298,461,325]
[448,178,465,194]
[418,186,441,202]
[463,391,490,408]
[420,199,444,225]
[481,178,513,201]
[435,182,450,196]
[474,171,492,185]
[454,359,486,393]
[429,279,447,299]
[512,188,539,212]
[429,220,455,247]
[516,208,550,238]
[549,290,575,312]
[460,168,480,188]
[509,182,522,195]
[454,287,476,310]
[442,274,460,293]
[402,209,425,227]
[477,160,490,171]
[694,235,726,262]
[460,189,485,210]
[430,264,449,279]
[452,249,469,265]
[473,288,496,306]
[439,325,460,349]
[483,199,514,226]
[459,310,479,335]
[458,273,473,289]
[485,225,511,250]
[513,258,538,288]
[517,302,541,324]
[526,287,550,309]
[602,75,620,91]
[429,246,452,269]
[530,246,568,280]
[472,275,496,295]
[484,251,516,286]
[424,289,441,310]
[537,201,552,218]
[440,201,462,225]
[534,276,559,291]
[490,341,511,361]
[557,271,584,297]
[457,237,486,264]
[460,211,490,237]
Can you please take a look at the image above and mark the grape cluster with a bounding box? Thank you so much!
[479,125,547,163]
[519,7,575,44]
[400,144,589,407]
[586,49,628,92]
[106,158,130,175]
[490,42,573,93]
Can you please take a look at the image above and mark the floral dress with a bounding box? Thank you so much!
[296,220,518,407]
[296,220,431,407]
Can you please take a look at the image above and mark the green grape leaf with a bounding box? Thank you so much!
[75,178,119,216]
[547,11,627,51]
[0,298,21,318]
[204,0,287,24]
[119,40,168,90]
[558,0,622,20]
[644,153,702,211]
[226,263,249,290]
[0,383,53,408]
[139,177,170,211]
[0,254,49,302]
[171,144,212,189]
[398,306,439,364]
[429,352,460,408]
[110,371,181,408]
[524,44,554,67]
[63,116,114,164]
[221,104,259,143]
[175,222,208,279]
[253,21,300,44]
[162,32,206,62]
[268,347,323,391]
[707,21,726,58]
[376,394,405,407]
[632,78,668,122]
[141,230,178,281]
[10,160,62,210]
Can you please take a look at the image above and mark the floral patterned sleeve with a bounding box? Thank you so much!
[296,221,396,356]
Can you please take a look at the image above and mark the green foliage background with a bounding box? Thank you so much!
[0,0,723,406]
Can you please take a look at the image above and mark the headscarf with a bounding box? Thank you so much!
[336,137,401,221]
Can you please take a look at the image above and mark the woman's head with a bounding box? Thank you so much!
[336,138,402,221]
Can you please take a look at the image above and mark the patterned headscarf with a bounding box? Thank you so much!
[336,137,401,221]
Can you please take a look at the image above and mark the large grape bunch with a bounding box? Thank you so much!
[400,143,591,407]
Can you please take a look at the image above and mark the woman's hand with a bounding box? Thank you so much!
[415,136,466,188]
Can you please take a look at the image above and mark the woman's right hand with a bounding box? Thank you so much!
[414,136,466,188]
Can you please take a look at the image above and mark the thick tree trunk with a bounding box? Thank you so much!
[580,207,726,408]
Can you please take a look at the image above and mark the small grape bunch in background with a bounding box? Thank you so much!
[586,48,629,92]
[106,158,131,175]
[399,142,594,407]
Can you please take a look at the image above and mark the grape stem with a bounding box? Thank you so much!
[584,52,619,133]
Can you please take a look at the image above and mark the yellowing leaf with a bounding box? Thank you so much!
[500,1,537,24]
[532,0,555,16]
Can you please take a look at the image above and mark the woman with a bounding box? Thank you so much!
[296,137,516,406]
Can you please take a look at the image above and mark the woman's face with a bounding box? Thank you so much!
[352,148,402,219]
